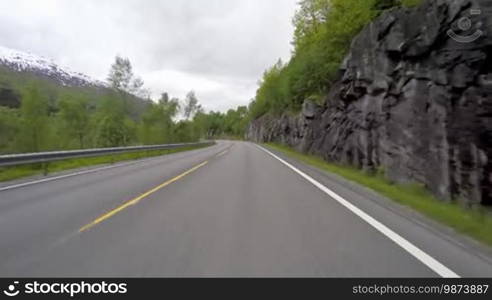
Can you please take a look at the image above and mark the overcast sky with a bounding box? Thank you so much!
[0,0,298,112]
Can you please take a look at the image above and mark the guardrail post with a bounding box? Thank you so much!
[43,162,49,176]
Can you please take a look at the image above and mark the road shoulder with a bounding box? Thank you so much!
[261,143,492,276]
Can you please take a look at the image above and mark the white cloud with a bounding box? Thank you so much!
[0,0,297,111]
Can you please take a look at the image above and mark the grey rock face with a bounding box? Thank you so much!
[302,100,319,119]
[248,0,492,206]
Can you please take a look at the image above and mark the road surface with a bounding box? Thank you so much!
[0,141,491,277]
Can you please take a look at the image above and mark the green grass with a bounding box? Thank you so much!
[401,0,424,7]
[266,143,492,248]
[0,143,213,182]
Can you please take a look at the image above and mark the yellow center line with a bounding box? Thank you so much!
[215,150,229,158]
[78,160,209,233]
[215,145,234,158]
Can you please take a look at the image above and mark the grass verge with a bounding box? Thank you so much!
[0,143,213,183]
[265,143,492,248]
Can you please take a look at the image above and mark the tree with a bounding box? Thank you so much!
[251,59,288,118]
[0,107,19,153]
[187,105,249,140]
[130,77,145,95]
[137,87,152,100]
[183,91,201,120]
[59,95,90,148]
[16,83,51,152]
[94,94,134,147]
[292,0,331,48]
[107,56,144,96]
[106,56,147,118]
[138,93,181,144]
[207,111,226,137]
[192,110,210,139]
[173,121,195,142]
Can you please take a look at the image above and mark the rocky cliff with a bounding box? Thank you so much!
[248,0,492,206]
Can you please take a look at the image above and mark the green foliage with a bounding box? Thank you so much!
[0,54,251,157]
[224,106,249,137]
[173,121,196,143]
[16,83,53,152]
[58,94,91,148]
[400,0,423,7]
[0,107,19,152]
[251,60,289,118]
[0,77,249,155]
[249,0,422,119]
[93,94,135,147]
[191,106,249,140]
[107,56,145,96]
[137,95,180,144]
[0,62,150,153]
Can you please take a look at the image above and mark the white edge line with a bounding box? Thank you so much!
[0,160,143,192]
[256,145,460,278]
[0,145,223,192]
[0,145,225,192]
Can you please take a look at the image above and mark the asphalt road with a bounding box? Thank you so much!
[1,141,492,277]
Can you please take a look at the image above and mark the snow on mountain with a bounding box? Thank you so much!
[0,45,106,88]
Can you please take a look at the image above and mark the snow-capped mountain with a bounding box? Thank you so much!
[0,45,106,88]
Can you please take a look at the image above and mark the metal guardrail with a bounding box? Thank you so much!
[0,141,215,168]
